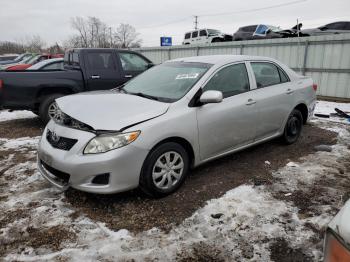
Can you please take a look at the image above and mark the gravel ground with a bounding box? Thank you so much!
[0,106,349,261]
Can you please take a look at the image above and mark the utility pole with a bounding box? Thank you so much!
[194,15,198,30]
[109,27,113,48]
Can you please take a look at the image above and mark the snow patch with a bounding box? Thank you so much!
[0,110,36,122]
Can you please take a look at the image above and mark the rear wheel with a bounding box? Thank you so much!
[39,94,64,124]
[140,142,189,198]
[283,109,303,144]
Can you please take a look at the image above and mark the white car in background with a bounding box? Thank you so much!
[183,29,233,45]
[323,199,350,261]
[27,58,64,71]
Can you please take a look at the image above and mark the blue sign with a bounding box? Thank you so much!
[160,37,172,46]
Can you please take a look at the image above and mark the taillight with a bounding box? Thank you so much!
[324,230,350,262]
[312,83,318,92]
[0,79,3,89]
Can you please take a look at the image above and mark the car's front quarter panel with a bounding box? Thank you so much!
[125,100,201,166]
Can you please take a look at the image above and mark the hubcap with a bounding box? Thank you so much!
[152,151,184,190]
[48,102,62,122]
[287,116,300,137]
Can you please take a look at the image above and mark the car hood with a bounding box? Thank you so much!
[56,91,170,131]
[328,199,350,245]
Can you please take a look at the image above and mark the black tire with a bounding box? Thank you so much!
[283,109,303,145]
[139,142,189,198]
[38,94,64,124]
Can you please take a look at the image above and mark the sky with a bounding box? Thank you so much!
[0,0,349,47]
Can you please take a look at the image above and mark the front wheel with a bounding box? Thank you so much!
[283,109,303,144]
[139,142,189,198]
[39,94,64,124]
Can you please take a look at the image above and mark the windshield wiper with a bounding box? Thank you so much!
[130,92,160,101]
[112,84,128,93]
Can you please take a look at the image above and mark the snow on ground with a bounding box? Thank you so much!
[0,110,36,122]
[0,100,349,261]
[314,100,350,124]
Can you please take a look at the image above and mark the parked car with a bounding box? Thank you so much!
[323,199,350,261]
[0,53,37,70]
[183,29,233,45]
[27,58,64,71]
[0,54,19,62]
[0,48,153,122]
[301,21,350,36]
[233,24,302,41]
[0,53,33,66]
[37,55,316,197]
[6,54,55,71]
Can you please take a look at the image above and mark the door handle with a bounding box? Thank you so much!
[246,99,256,105]
[91,75,100,79]
[286,89,294,94]
[125,75,133,78]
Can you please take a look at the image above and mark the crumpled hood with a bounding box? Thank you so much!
[328,199,350,245]
[56,91,170,131]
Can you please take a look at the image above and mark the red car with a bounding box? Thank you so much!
[6,54,64,71]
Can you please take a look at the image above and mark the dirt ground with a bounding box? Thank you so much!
[0,116,344,261]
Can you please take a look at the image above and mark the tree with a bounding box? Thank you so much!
[0,35,46,55]
[69,16,110,48]
[47,43,64,54]
[24,35,46,53]
[66,17,142,48]
[0,41,25,55]
[114,23,142,48]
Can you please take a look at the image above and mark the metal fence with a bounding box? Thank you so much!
[134,34,350,99]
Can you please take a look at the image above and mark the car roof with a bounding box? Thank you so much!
[185,29,219,33]
[168,55,276,65]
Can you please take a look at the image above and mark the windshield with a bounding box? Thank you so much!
[207,29,221,35]
[123,62,211,102]
[27,58,63,70]
[27,55,40,64]
[12,53,25,62]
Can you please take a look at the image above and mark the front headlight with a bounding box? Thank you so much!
[84,131,140,154]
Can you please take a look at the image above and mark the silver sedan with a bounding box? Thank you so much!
[37,55,316,197]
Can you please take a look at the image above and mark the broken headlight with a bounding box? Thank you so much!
[51,103,93,132]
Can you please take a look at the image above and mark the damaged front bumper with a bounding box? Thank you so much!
[37,121,150,194]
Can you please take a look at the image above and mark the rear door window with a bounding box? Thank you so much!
[343,22,350,30]
[199,30,207,36]
[86,52,116,70]
[251,62,288,88]
[324,22,344,30]
[242,25,257,32]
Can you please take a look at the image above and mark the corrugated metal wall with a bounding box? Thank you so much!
[134,34,350,99]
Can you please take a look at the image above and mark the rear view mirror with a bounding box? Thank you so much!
[199,90,223,104]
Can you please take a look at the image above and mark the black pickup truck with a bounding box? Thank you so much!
[0,48,153,122]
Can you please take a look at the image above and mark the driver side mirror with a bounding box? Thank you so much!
[199,90,223,104]
[147,63,154,69]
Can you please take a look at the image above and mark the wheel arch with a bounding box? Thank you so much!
[294,103,308,124]
[149,136,196,168]
[35,86,75,110]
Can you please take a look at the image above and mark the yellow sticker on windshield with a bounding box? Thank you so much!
[175,73,199,80]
